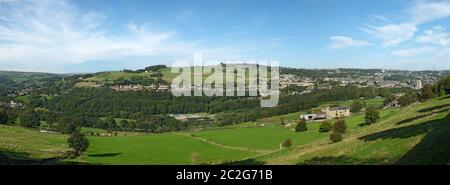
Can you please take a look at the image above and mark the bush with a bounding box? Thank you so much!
[17,109,40,128]
[332,119,347,134]
[0,108,8,124]
[55,117,77,134]
[398,93,418,107]
[329,132,343,143]
[67,130,90,157]
[283,139,292,147]
[319,121,332,133]
[365,108,380,124]
[350,100,364,113]
[295,120,308,132]
[280,117,285,125]
[421,85,434,100]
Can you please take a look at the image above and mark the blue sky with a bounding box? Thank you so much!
[1,0,450,73]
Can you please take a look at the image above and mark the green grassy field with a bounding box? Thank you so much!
[78,133,257,164]
[254,96,450,165]
[0,125,67,159]
[1,96,449,165]
[15,95,31,104]
[188,109,396,151]
[75,66,257,87]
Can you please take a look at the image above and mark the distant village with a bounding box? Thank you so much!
[279,69,435,93]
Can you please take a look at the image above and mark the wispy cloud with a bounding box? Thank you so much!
[360,0,450,48]
[391,46,437,57]
[327,36,373,50]
[0,0,223,72]
[411,0,450,24]
[416,25,450,46]
[361,23,417,47]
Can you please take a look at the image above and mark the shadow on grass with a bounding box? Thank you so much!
[220,158,267,165]
[360,122,433,141]
[358,122,371,127]
[397,109,448,125]
[438,95,450,100]
[0,151,86,165]
[417,103,450,113]
[298,156,390,165]
[396,114,450,165]
[396,114,431,125]
[87,153,122,157]
[358,113,450,164]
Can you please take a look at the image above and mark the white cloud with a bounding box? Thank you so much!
[0,0,227,72]
[362,23,417,47]
[411,0,450,24]
[327,36,373,50]
[391,46,437,57]
[359,0,450,48]
[416,25,450,46]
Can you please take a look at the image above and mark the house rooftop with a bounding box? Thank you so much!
[328,106,350,111]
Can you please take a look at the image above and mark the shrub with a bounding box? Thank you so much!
[17,109,40,128]
[350,100,364,113]
[55,117,77,134]
[398,93,418,107]
[319,121,332,133]
[421,85,434,100]
[283,139,292,147]
[0,108,8,124]
[365,108,380,124]
[329,132,343,143]
[295,120,308,132]
[332,119,347,134]
[67,130,90,157]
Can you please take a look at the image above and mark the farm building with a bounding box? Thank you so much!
[299,112,326,121]
[322,106,351,119]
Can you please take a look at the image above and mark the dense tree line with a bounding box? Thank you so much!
[11,74,443,132]
[38,84,399,127]
[112,76,167,86]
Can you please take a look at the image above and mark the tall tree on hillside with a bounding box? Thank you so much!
[351,99,364,113]
[332,119,347,134]
[445,76,450,94]
[421,84,434,100]
[365,108,380,124]
[329,132,343,143]
[56,116,77,134]
[105,117,117,131]
[383,94,397,106]
[398,93,418,107]
[439,84,446,97]
[67,130,89,157]
[295,120,308,132]
[0,108,8,124]
[319,121,332,133]
[17,109,40,128]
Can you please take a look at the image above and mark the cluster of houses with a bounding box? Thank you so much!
[168,113,214,122]
[279,75,315,89]
[7,100,23,108]
[110,84,169,92]
[300,106,351,121]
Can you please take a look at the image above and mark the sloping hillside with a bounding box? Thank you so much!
[0,125,67,164]
[255,95,450,165]
[1,95,449,165]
